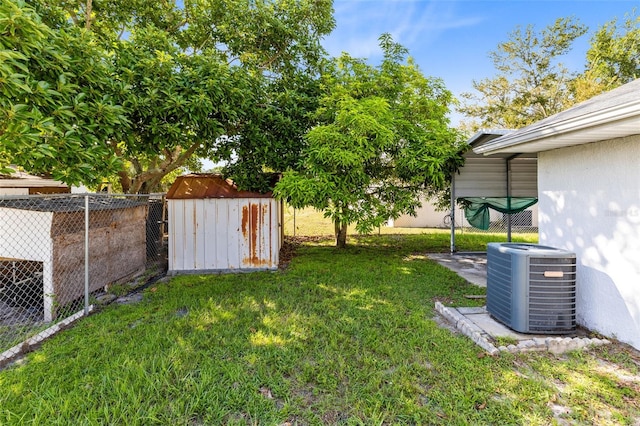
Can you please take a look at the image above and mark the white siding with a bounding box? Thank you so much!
[168,198,281,273]
[510,157,538,197]
[0,208,55,321]
[456,156,508,197]
[394,197,473,228]
[538,135,640,349]
[395,197,537,229]
[0,188,28,195]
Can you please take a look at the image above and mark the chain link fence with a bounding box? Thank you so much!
[0,193,167,364]
[450,207,539,251]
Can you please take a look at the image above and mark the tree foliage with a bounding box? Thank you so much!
[10,0,334,192]
[109,27,256,193]
[459,17,588,131]
[274,35,464,248]
[572,11,640,102]
[114,0,332,193]
[0,0,126,185]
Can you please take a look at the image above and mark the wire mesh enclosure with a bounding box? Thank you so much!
[0,193,167,364]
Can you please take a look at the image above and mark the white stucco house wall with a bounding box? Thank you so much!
[475,78,640,350]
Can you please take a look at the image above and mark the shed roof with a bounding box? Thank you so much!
[166,174,274,200]
[467,129,513,147]
[474,78,640,155]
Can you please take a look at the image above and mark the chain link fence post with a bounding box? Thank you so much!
[84,194,90,316]
[453,207,539,252]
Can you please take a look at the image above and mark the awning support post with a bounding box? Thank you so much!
[506,155,519,242]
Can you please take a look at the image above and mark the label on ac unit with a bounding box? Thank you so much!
[544,270,564,278]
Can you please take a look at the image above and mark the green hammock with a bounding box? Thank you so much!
[461,197,538,230]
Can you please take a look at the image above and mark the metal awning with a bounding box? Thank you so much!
[449,130,538,253]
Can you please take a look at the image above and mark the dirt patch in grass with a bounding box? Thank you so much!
[278,236,332,270]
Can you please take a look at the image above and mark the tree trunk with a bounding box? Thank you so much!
[118,171,131,194]
[335,219,347,249]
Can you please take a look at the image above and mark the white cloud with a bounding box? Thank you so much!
[323,0,484,59]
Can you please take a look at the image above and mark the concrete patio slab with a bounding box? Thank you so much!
[427,253,487,287]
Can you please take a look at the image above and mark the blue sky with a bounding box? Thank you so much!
[322,0,638,125]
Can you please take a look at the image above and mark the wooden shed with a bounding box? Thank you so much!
[0,197,147,321]
[166,174,283,274]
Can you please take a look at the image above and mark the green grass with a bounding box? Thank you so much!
[282,205,538,251]
[1,234,639,425]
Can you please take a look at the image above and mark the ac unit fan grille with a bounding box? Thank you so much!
[527,257,576,332]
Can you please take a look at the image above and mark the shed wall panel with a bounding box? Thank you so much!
[214,200,229,269]
[203,200,216,269]
[510,157,538,197]
[455,157,508,197]
[168,198,280,273]
[169,199,190,271]
[194,200,206,269]
[228,199,241,269]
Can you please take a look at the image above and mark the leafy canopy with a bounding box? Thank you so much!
[460,11,640,132]
[274,34,464,247]
[107,0,334,193]
[459,17,588,131]
[573,11,640,102]
[8,0,334,192]
[0,0,126,185]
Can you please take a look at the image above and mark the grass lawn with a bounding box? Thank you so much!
[1,232,639,424]
[281,205,539,250]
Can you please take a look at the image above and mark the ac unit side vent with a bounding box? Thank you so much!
[486,248,512,326]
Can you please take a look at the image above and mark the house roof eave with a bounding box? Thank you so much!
[473,78,640,155]
[474,102,640,155]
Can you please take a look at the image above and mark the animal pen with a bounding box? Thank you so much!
[0,196,148,322]
[0,193,168,363]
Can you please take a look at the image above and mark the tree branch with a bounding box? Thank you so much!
[84,0,93,30]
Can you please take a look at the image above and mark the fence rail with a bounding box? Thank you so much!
[0,193,167,364]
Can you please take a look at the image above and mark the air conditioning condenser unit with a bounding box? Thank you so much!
[487,243,576,334]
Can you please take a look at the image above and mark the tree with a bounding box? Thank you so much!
[459,17,587,131]
[222,70,324,193]
[0,0,126,185]
[22,0,335,192]
[274,35,465,248]
[572,11,640,102]
[109,27,256,193]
